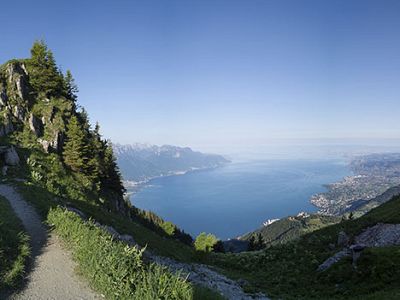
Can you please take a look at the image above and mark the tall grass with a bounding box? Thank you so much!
[0,196,30,291]
[48,207,193,299]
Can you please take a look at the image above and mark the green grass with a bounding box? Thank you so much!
[0,196,30,291]
[14,181,197,263]
[208,194,400,299]
[11,181,225,299]
[48,207,193,299]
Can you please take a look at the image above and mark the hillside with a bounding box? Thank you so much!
[0,42,231,300]
[211,193,400,299]
[114,143,229,182]
[240,213,341,248]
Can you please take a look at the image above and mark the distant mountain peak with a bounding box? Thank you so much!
[113,143,229,182]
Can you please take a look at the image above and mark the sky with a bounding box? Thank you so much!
[1,0,400,152]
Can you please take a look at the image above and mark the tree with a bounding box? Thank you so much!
[64,70,78,102]
[248,235,256,251]
[62,115,90,172]
[194,232,219,252]
[256,233,265,250]
[28,40,64,97]
[161,221,176,236]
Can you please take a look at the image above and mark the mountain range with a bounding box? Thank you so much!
[113,143,229,182]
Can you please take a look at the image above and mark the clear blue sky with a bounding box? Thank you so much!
[1,0,400,152]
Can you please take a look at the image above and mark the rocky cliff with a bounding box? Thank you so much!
[0,42,128,215]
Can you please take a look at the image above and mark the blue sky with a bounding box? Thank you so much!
[1,0,400,152]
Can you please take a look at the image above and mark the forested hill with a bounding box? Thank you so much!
[114,143,229,182]
[0,41,127,214]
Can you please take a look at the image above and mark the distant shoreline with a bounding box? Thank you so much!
[124,163,229,199]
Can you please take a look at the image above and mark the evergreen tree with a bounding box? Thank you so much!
[62,115,90,172]
[28,40,64,97]
[256,233,264,250]
[248,235,256,251]
[64,70,78,102]
[100,141,125,197]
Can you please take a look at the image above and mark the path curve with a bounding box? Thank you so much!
[0,184,100,300]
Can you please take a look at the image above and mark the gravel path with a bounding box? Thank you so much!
[0,184,100,300]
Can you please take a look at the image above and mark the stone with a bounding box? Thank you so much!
[119,234,136,246]
[1,166,8,176]
[13,105,25,122]
[317,249,351,271]
[66,206,87,220]
[350,244,366,267]
[337,231,350,247]
[29,113,43,137]
[104,225,120,238]
[0,88,8,106]
[38,139,50,153]
[4,146,19,166]
[355,223,400,247]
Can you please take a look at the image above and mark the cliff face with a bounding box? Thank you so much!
[0,44,128,215]
[0,60,72,153]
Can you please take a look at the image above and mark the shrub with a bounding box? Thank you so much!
[194,232,219,253]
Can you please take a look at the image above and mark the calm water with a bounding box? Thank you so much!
[129,159,350,239]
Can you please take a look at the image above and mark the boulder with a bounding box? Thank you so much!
[350,244,366,267]
[119,234,136,246]
[4,146,19,166]
[1,166,8,176]
[317,248,351,271]
[337,231,349,247]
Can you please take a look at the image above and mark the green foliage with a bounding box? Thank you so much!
[210,195,400,299]
[161,221,176,236]
[130,206,193,245]
[0,196,30,291]
[63,70,78,102]
[194,232,219,253]
[48,207,193,300]
[27,40,64,98]
[243,214,341,249]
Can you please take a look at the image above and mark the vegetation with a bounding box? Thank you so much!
[209,194,400,299]
[194,232,219,252]
[130,205,193,246]
[242,214,341,249]
[48,207,192,300]
[0,196,30,291]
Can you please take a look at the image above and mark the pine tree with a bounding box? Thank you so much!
[64,70,78,102]
[256,233,264,250]
[62,115,90,172]
[248,235,256,251]
[28,40,64,97]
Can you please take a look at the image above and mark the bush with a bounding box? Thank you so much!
[47,207,193,300]
[194,232,219,253]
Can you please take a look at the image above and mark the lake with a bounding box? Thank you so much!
[129,159,351,239]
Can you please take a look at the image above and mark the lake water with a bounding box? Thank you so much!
[129,159,351,239]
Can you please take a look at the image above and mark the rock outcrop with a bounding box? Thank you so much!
[318,224,400,271]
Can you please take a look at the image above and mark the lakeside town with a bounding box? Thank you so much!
[311,153,400,215]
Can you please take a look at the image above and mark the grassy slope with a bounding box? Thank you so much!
[209,194,400,299]
[0,196,30,291]
[11,180,223,299]
[241,214,341,247]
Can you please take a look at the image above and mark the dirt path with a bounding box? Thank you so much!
[0,184,100,300]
